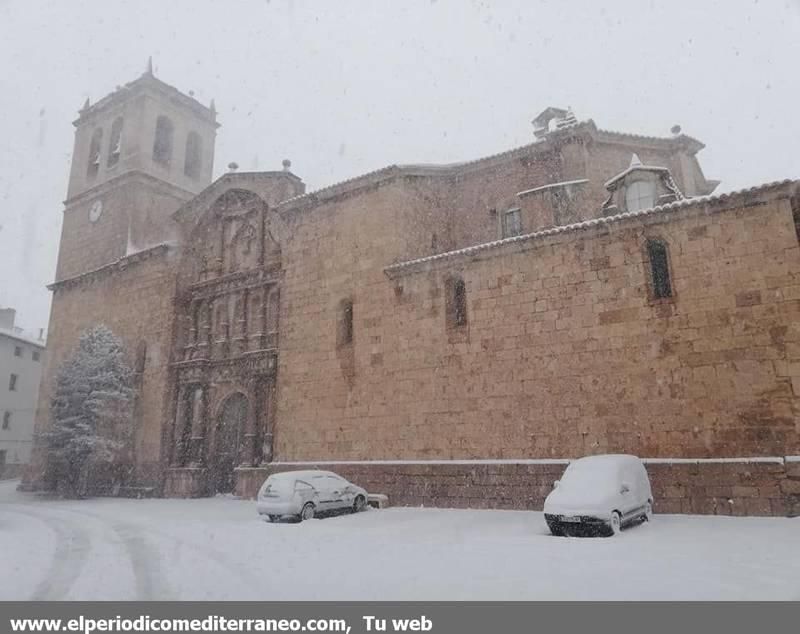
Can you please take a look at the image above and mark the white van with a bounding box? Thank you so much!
[543,454,653,537]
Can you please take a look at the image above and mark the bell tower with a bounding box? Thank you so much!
[56,60,219,281]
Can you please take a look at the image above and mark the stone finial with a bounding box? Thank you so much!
[145,56,154,76]
[629,153,643,167]
[282,159,292,172]
[227,161,239,172]
[81,97,90,112]
[209,99,216,115]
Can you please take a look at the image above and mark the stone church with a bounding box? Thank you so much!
[23,66,800,515]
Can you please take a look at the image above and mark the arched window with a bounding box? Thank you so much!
[337,298,353,347]
[134,341,147,375]
[626,180,656,212]
[647,238,672,299]
[107,117,123,167]
[152,116,174,166]
[87,127,103,178]
[446,276,468,328]
[184,131,202,178]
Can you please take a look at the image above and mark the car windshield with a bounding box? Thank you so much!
[262,474,296,494]
[559,459,622,493]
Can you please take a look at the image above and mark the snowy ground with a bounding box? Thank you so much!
[1,479,798,601]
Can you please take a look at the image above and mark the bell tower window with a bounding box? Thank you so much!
[87,128,103,178]
[184,131,203,179]
[153,116,174,166]
[107,117,123,167]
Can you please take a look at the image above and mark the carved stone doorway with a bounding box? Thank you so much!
[211,393,248,494]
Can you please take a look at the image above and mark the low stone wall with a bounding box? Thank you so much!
[644,459,799,517]
[236,457,800,517]
[164,467,209,497]
[0,463,25,480]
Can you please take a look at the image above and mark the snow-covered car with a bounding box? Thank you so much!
[257,470,369,522]
[543,454,653,537]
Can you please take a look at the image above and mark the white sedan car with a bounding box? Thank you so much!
[543,454,653,537]
[257,470,369,522]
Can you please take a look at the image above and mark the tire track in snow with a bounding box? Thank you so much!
[66,508,264,598]
[108,521,264,599]
[35,506,251,599]
[108,522,173,600]
[7,503,174,601]
[3,505,92,601]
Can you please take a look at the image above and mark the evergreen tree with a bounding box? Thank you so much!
[46,325,134,498]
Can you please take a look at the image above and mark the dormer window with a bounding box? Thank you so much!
[603,154,685,216]
[625,180,656,213]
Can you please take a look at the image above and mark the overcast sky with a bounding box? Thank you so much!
[1,0,799,331]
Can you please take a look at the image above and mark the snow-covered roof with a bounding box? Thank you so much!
[517,179,589,197]
[171,170,303,222]
[48,242,173,291]
[0,327,46,349]
[384,179,796,277]
[277,120,703,212]
[75,66,216,127]
[604,162,671,188]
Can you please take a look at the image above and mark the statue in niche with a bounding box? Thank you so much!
[228,222,257,272]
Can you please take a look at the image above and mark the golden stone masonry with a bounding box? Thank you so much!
[21,68,800,515]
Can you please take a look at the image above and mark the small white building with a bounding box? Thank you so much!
[0,308,46,479]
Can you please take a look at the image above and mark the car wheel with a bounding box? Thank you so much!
[300,502,315,521]
[269,515,279,523]
[643,501,653,522]
[609,511,622,536]
[353,495,367,513]
[548,522,565,537]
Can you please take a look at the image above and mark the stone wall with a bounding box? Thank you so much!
[23,247,179,491]
[237,457,800,517]
[274,181,800,464]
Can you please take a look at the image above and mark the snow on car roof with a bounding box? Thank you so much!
[570,454,641,466]
[560,454,641,485]
[267,470,340,481]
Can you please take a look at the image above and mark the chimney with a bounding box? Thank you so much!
[0,308,16,330]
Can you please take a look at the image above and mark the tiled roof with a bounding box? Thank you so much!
[384,179,796,276]
[596,127,705,152]
[76,72,216,126]
[48,243,173,291]
[278,120,704,212]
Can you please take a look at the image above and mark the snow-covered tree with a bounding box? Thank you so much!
[46,325,134,498]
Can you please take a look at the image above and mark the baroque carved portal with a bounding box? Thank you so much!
[170,188,281,494]
[211,393,248,494]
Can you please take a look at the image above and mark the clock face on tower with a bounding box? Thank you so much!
[88,199,104,223]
